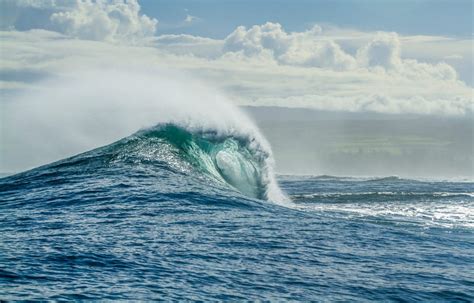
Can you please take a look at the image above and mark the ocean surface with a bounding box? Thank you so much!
[1,124,473,301]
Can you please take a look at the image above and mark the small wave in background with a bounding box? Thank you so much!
[286,176,474,228]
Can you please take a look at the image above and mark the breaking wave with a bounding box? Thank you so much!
[112,123,288,202]
[1,69,288,204]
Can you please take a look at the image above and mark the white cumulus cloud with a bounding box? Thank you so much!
[223,22,356,70]
[357,32,401,69]
[0,0,157,43]
[50,0,157,42]
[0,15,472,117]
[356,32,459,82]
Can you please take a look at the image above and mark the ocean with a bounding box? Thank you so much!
[1,123,473,301]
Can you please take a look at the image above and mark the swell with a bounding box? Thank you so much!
[1,123,288,204]
[131,124,280,201]
[281,175,473,183]
[291,192,474,203]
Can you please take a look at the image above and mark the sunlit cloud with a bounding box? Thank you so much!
[0,1,472,116]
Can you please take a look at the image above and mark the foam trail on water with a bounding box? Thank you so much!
[1,68,288,203]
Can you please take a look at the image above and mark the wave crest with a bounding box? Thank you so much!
[2,69,288,204]
[109,124,288,203]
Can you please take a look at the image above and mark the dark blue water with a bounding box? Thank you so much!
[1,126,473,301]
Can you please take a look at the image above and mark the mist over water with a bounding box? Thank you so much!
[1,68,289,203]
[1,69,264,172]
[245,107,474,179]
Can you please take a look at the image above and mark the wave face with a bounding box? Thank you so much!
[110,124,285,201]
[2,122,286,204]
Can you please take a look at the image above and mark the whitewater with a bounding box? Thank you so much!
[1,70,473,301]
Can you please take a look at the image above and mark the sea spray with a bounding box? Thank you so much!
[2,68,288,203]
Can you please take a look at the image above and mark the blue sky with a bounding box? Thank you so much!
[141,0,473,38]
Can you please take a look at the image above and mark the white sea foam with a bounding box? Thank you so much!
[293,196,474,228]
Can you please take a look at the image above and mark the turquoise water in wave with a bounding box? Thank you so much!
[0,125,473,301]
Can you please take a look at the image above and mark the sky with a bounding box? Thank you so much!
[0,0,472,112]
[142,0,473,38]
[0,0,473,175]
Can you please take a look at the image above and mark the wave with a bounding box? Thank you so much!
[302,175,354,181]
[126,124,287,202]
[291,191,474,205]
[363,176,473,183]
[290,191,474,228]
[280,175,424,183]
[280,175,474,184]
[292,192,474,201]
[7,123,288,204]
[366,176,404,182]
[1,69,289,204]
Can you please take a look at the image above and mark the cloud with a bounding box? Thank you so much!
[279,39,356,70]
[0,14,472,117]
[2,28,472,117]
[355,32,459,82]
[357,32,401,69]
[224,23,292,56]
[443,54,463,60]
[219,22,465,83]
[153,34,222,58]
[50,0,157,42]
[184,14,199,24]
[1,0,157,43]
[6,0,58,9]
[222,22,356,70]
